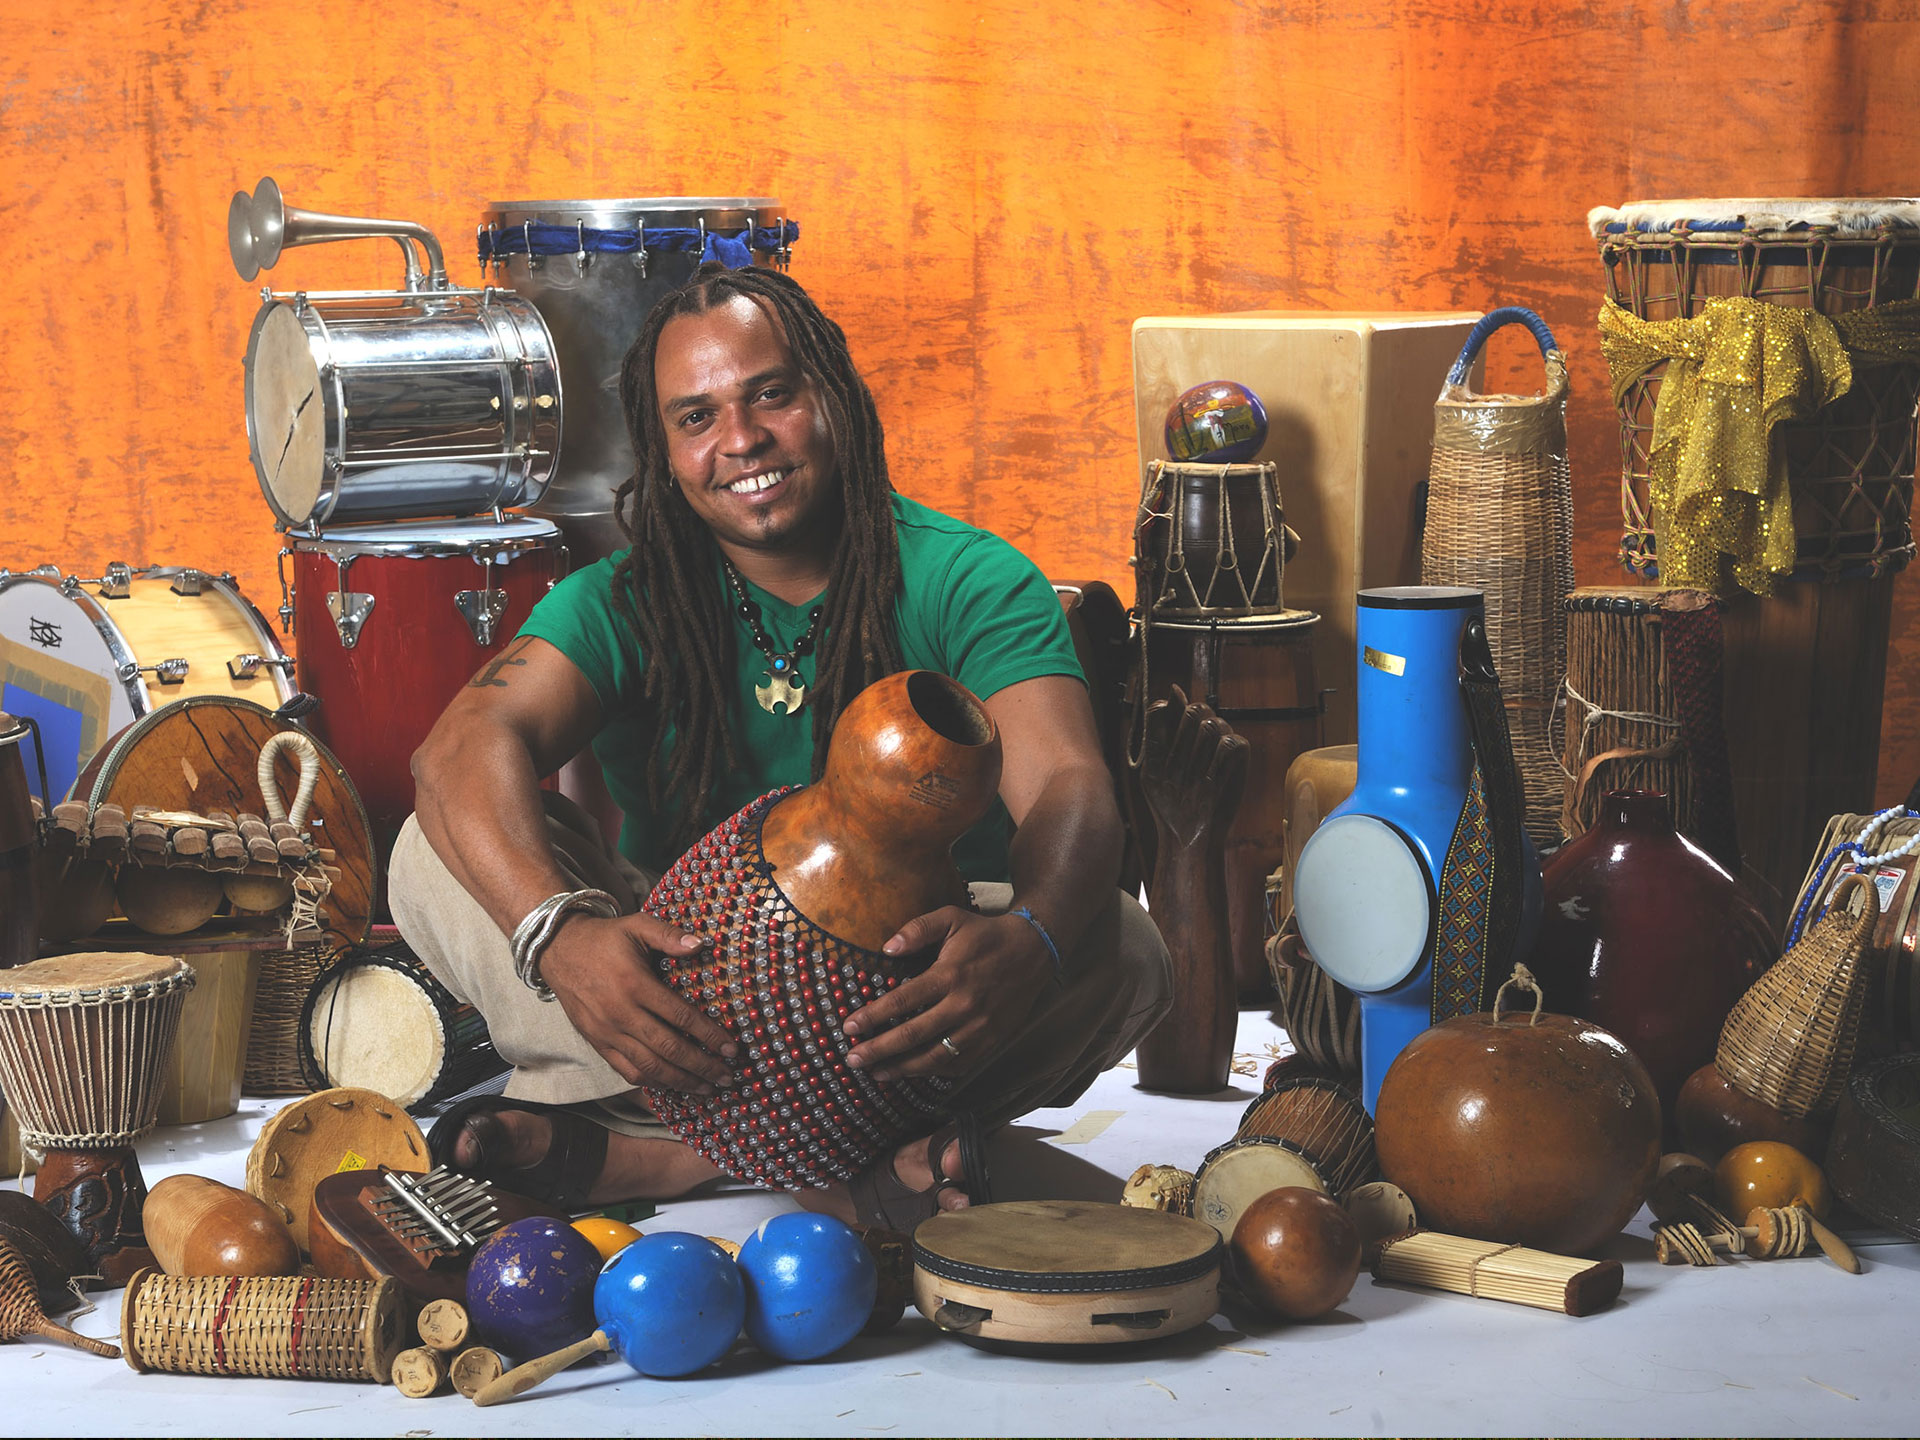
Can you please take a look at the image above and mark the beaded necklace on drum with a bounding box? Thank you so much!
[720,557,825,717]
[1785,803,1920,949]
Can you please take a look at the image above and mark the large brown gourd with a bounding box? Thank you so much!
[1374,965,1661,1256]
[144,1174,301,1277]
[640,671,1003,1189]
[755,670,1001,952]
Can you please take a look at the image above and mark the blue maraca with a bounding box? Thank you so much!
[737,1213,877,1362]
[474,1232,745,1405]
[465,1216,604,1360]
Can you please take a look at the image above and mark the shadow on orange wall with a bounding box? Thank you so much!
[1,0,1913,800]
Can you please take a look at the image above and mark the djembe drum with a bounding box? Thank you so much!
[1592,198,1920,925]
[0,954,193,1282]
[1559,587,1739,870]
[639,671,998,1190]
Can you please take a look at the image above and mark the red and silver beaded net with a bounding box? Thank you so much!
[639,790,954,1189]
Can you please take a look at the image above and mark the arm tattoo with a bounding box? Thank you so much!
[469,636,535,688]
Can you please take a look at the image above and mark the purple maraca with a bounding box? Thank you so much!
[466,1216,604,1360]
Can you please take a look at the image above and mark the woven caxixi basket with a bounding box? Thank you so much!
[1422,307,1574,848]
[120,1269,402,1382]
[243,942,331,1096]
[1717,872,1880,1118]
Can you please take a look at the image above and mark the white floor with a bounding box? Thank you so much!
[11,1010,1917,1438]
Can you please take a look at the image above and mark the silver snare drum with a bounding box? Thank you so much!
[244,287,562,529]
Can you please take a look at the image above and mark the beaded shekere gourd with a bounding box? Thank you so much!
[639,671,1003,1189]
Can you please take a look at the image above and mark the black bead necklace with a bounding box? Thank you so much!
[721,558,824,716]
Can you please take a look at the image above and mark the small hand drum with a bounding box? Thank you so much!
[911,1200,1221,1349]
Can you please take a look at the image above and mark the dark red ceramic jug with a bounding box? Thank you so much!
[1525,789,1774,1123]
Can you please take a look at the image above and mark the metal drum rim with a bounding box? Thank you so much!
[285,515,563,560]
[484,195,782,216]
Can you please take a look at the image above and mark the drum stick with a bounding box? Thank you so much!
[471,1329,611,1407]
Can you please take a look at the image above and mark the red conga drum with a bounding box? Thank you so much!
[283,516,565,850]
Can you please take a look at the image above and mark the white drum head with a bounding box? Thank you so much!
[305,965,446,1107]
[1293,813,1433,993]
[1192,1137,1326,1241]
[0,578,138,801]
[249,303,327,525]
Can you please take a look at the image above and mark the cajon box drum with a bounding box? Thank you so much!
[1132,312,1483,742]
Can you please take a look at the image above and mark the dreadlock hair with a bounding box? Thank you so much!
[610,262,904,859]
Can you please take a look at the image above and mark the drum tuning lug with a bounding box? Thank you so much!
[328,591,375,649]
[137,658,191,685]
[98,562,132,598]
[228,653,296,681]
[455,589,509,646]
[169,570,205,597]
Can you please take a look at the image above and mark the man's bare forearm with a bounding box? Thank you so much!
[411,721,577,938]
[1005,761,1124,961]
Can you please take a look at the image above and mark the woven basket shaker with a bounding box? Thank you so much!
[1421,306,1574,850]
[1717,872,1880,1117]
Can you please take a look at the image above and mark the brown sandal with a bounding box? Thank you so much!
[847,1114,992,1229]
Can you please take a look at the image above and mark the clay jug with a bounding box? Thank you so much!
[1525,789,1773,1124]
[641,671,1003,1190]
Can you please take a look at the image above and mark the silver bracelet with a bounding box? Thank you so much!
[511,888,620,1001]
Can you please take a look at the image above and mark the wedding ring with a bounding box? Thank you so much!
[939,1035,962,1060]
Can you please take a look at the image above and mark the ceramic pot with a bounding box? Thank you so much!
[1526,789,1773,1123]
[641,671,1003,1189]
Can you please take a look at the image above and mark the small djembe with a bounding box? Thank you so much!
[640,671,1002,1190]
[0,954,193,1282]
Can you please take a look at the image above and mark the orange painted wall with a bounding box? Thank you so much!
[2,0,1916,798]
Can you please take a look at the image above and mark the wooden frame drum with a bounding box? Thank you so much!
[911,1201,1221,1348]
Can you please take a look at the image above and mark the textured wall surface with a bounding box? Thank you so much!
[2,0,1915,798]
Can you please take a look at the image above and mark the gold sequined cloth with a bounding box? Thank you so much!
[1599,296,1920,595]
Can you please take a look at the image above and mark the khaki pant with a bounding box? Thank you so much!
[388,799,1172,1148]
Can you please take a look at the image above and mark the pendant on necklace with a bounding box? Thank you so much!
[757,655,807,715]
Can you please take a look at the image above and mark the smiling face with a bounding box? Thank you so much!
[655,294,842,570]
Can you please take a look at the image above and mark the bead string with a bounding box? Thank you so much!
[1783,804,1920,949]
[720,558,824,712]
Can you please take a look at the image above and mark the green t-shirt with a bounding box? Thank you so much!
[519,493,1084,882]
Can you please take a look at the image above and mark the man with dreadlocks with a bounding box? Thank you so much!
[391,262,1171,1225]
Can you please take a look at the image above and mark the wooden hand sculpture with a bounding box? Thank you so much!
[1134,686,1248,1093]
